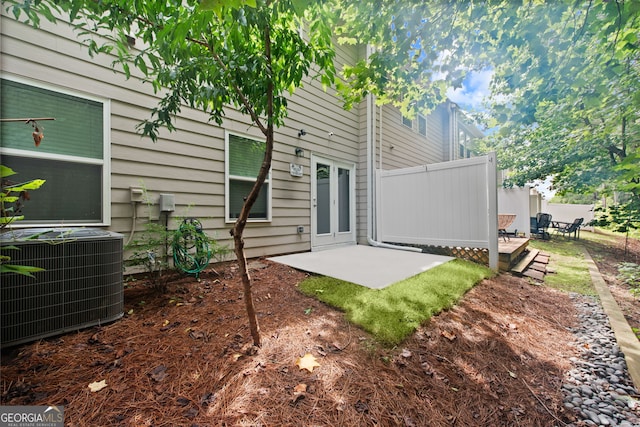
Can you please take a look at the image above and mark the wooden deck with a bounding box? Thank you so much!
[498,237,530,272]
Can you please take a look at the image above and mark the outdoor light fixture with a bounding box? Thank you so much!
[295,147,304,157]
[298,129,306,137]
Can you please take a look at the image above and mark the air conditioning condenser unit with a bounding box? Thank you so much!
[1,228,124,347]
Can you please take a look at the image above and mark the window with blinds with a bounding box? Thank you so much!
[0,77,109,225]
[225,133,271,221]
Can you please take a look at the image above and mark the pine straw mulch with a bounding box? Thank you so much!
[1,231,639,426]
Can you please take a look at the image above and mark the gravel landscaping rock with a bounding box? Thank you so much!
[564,294,640,426]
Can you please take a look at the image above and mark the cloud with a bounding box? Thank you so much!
[446,69,493,110]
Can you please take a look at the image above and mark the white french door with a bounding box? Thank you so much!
[311,155,356,250]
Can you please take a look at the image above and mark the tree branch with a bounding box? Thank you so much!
[202,38,269,137]
[133,13,268,136]
[607,143,626,164]
[574,0,593,42]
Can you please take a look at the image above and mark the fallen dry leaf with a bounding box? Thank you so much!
[290,382,308,405]
[331,341,345,351]
[88,380,108,392]
[150,365,168,382]
[441,330,457,341]
[189,330,206,340]
[296,353,321,373]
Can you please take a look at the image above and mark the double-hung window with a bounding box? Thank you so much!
[401,114,413,129]
[418,114,427,137]
[459,130,472,158]
[0,76,110,225]
[225,132,271,222]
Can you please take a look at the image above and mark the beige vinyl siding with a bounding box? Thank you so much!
[3,11,475,260]
[1,11,361,259]
[355,101,452,244]
[378,104,448,170]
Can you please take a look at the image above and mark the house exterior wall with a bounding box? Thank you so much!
[355,101,454,245]
[1,13,361,259]
[376,103,450,170]
[1,11,482,260]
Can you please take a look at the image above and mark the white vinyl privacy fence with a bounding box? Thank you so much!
[542,201,595,230]
[498,186,538,237]
[376,153,499,270]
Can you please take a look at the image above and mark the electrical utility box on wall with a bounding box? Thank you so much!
[0,228,124,348]
[159,193,175,212]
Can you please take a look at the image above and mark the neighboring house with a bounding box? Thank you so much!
[0,11,484,260]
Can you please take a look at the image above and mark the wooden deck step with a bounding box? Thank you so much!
[523,269,546,281]
[535,254,550,264]
[529,262,548,272]
[511,249,540,274]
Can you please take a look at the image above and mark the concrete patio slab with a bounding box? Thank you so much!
[268,244,453,289]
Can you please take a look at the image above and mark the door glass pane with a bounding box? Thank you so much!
[316,163,331,234]
[338,167,351,232]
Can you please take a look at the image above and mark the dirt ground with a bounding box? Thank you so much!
[1,232,639,426]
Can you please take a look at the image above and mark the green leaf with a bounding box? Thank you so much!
[0,165,16,179]
[291,0,313,16]
[0,216,24,224]
[4,179,46,192]
[0,264,45,278]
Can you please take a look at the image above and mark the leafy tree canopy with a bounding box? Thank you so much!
[7,0,336,141]
[7,1,639,201]
[472,1,640,205]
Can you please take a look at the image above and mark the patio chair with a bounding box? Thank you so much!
[530,213,552,240]
[498,214,516,242]
[555,218,583,240]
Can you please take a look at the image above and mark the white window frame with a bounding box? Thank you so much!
[224,130,272,223]
[417,113,427,137]
[401,114,413,129]
[458,129,473,159]
[0,74,111,227]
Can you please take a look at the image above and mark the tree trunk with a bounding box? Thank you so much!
[232,229,261,346]
[227,8,275,348]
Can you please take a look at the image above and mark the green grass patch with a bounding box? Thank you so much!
[529,236,595,296]
[298,259,493,346]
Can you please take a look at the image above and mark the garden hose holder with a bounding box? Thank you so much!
[172,218,211,278]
